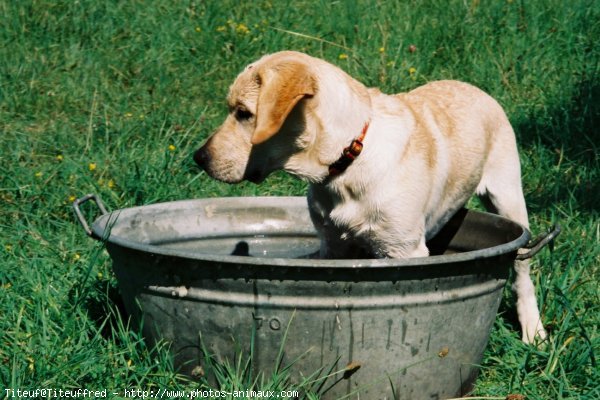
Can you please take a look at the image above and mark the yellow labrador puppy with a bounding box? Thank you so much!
[194,51,545,343]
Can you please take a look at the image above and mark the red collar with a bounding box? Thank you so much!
[327,121,370,178]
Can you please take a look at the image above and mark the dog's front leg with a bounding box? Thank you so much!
[371,217,430,259]
[307,187,366,259]
[384,236,429,259]
[307,205,359,259]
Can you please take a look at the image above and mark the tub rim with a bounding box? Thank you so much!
[83,196,531,269]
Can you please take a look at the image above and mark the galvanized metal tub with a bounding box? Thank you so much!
[75,195,532,399]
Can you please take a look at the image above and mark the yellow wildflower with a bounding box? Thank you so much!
[339,53,348,60]
[195,26,202,33]
[5,244,12,252]
[124,112,133,118]
[409,67,417,75]
[379,47,385,53]
[88,163,97,171]
[236,23,249,34]
[107,179,115,189]
[35,171,43,177]
[97,272,103,280]
[68,195,77,202]
[56,154,64,161]
[168,144,176,152]
[73,253,81,261]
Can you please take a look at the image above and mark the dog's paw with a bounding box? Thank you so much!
[521,323,547,345]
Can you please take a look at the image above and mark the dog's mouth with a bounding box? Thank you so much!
[243,169,266,184]
[204,171,264,185]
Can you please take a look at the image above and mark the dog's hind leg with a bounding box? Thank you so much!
[476,129,547,344]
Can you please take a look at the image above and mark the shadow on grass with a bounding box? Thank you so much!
[515,78,599,214]
[81,278,130,342]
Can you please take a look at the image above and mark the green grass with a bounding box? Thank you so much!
[1,0,598,398]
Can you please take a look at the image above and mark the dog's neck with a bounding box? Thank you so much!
[313,65,372,171]
[327,121,370,178]
[283,61,373,183]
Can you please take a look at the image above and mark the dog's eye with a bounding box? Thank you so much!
[235,108,253,121]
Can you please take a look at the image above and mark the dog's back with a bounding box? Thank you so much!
[387,80,524,238]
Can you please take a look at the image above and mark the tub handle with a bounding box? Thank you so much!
[516,224,561,260]
[73,194,108,238]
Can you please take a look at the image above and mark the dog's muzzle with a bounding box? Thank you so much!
[193,141,263,184]
[193,144,247,184]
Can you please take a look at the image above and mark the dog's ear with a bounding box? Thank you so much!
[252,62,315,145]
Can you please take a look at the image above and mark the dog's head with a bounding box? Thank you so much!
[194,51,371,184]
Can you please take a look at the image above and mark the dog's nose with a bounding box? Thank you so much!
[193,147,210,169]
